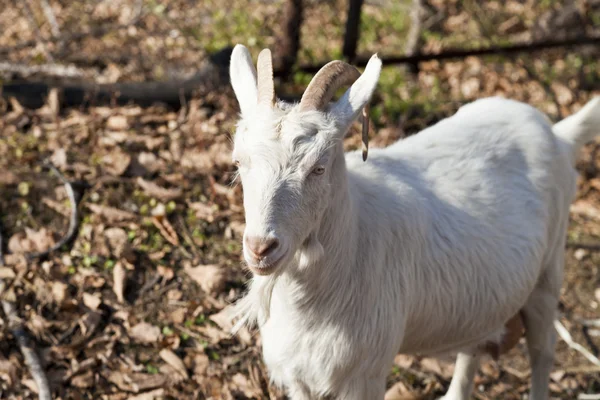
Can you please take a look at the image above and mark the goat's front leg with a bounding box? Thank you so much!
[439,352,480,400]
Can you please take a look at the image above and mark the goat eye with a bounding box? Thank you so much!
[311,166,325,176]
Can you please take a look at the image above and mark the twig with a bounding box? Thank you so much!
[578,394,600,400]
[577,318,600,328]
[26,162,79,260]
[554,319,600,367]
[39,0,60,37]
[0,226,52,399]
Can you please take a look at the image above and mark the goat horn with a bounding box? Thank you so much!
[299,60,361,112]
[300,60,370,161]
[257,48,275,107]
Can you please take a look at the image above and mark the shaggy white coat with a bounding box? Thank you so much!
[228,44,600,400]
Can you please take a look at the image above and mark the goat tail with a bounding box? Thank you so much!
[553,96,600,164]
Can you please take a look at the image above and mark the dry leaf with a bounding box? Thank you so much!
[127,388,165,400]
[0,359,18,386]
[188,202,218,222]
[71,369,94,388]
[104,227,133,259]
[159,349,189,379]
[51,148,67,169]
[107,371,166,393]
[193,353,209,378]
[169,307,186,324]
[87,204,137,223]
[137,152,164,173]
[137,178,182,201]
[394,354,414,369]
[0,170,18,185]
[52,281,69,305]
[384,381,419,400]
[184,263,225,294]
[130,322,161,344]
[113,261,127,303]
[103,149,132,176]
[107,115,129,131]
[419,357,454,379]
[83,292,102,311]
[0,267,16,279]
[231,372,262,398]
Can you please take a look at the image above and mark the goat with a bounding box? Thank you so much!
[227,44,600,400]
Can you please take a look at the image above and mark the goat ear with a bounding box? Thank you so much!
[230,44,258,116]
[330,55,382,133]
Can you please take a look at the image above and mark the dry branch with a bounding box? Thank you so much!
[39,0,60,37]
[554,319,600,368]
[0,226,52,399]
[26,162,79,260]
[0,61,86,79]
[295,36,600,75]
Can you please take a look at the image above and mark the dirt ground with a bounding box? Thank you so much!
[1,0,600,399]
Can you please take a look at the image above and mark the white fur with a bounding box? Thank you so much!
[228,45,600,400]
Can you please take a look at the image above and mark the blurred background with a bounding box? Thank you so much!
[0,0,599,399]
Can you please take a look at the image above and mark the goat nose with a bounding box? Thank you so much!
[245,236,280,259]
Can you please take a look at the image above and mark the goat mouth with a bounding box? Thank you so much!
[246,250,287,276]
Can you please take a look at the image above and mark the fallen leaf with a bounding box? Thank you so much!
[107,115,129,130]
[83,292,102,311]
[159,349,189,379]
[52,281,69,306]
[103,149,132,176]
[0,267,16,279]
[87,204,137,223]
[130,322,161,344]
[137,152,164,173]
[188,201,218,222]
[385,381,419,400]
[394,354,414,369]
[71,369,94,388]
[0,170,18,185]
[104,227,133,259]
[113,261,127,303]
[231,372,262,398]
[51,148,67,169]
[127,388,165,400]
[0,359,18,386]
[419,357,454,378]
[137,177,182,201]
[184,263,225,294]
[193,353,209,378]
[106,371,166,393]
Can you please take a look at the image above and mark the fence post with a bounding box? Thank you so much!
[342,0,365,63]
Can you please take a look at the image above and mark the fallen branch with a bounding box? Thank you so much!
[578,394,600,400]
[26,162,79,260]
[0,61,86,79]
[293,35,600,75]
[554,319,600,368]
[0,226,52,400]
[39,0,61,38]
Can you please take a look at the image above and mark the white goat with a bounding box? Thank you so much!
[227,44,600,400]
